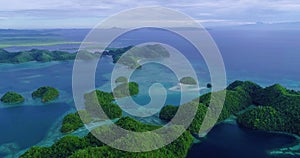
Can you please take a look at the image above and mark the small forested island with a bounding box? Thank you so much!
[21,80,300,158]
[103,44,170,69]
[113,82,139,98]
[179,77,197,85]
[0,49,76,63]
[32,86,59,103]
[0,91,25,104]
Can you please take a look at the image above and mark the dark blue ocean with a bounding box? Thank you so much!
[0,26,299,157]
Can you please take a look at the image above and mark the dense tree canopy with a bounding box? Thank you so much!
[237,83,300,135]
[0,91,25,104]
[21,80,300,158]
[20,147,52,158]
[237,106,284,131]
[61,113,83,133]
[60,110,92,133]
[84,90,122,120]
[32,86,59,102]
[21,117,193,158]
[159,105,179,121]
[159,81,256,134]
[62,84,141,134]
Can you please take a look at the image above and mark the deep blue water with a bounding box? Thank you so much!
[0,27,299,157]
[0,103,70,150]
[109,27,300,89]
[187,123,297,158]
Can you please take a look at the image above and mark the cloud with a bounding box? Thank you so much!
[0,17,8,20]
[0,0,299,28]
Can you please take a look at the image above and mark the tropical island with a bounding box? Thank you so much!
[32,86,59,103]
[0,91,25,104]
[169,77,200,92]
[160,81,300,136]
[20,80,300,158]
[179,77,197,85]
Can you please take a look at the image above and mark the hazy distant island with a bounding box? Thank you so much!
[169,77,203,92]
[20,80,300,158]
[0,49,76,63]
[103,44,170,69]
[0,91,25,104]
[32,86,59,103]
[179,77,197,85]
[0,44,170,68]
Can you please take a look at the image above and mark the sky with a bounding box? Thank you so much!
[0,0,300,29]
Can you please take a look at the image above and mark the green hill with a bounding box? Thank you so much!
[237,83,300,135]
